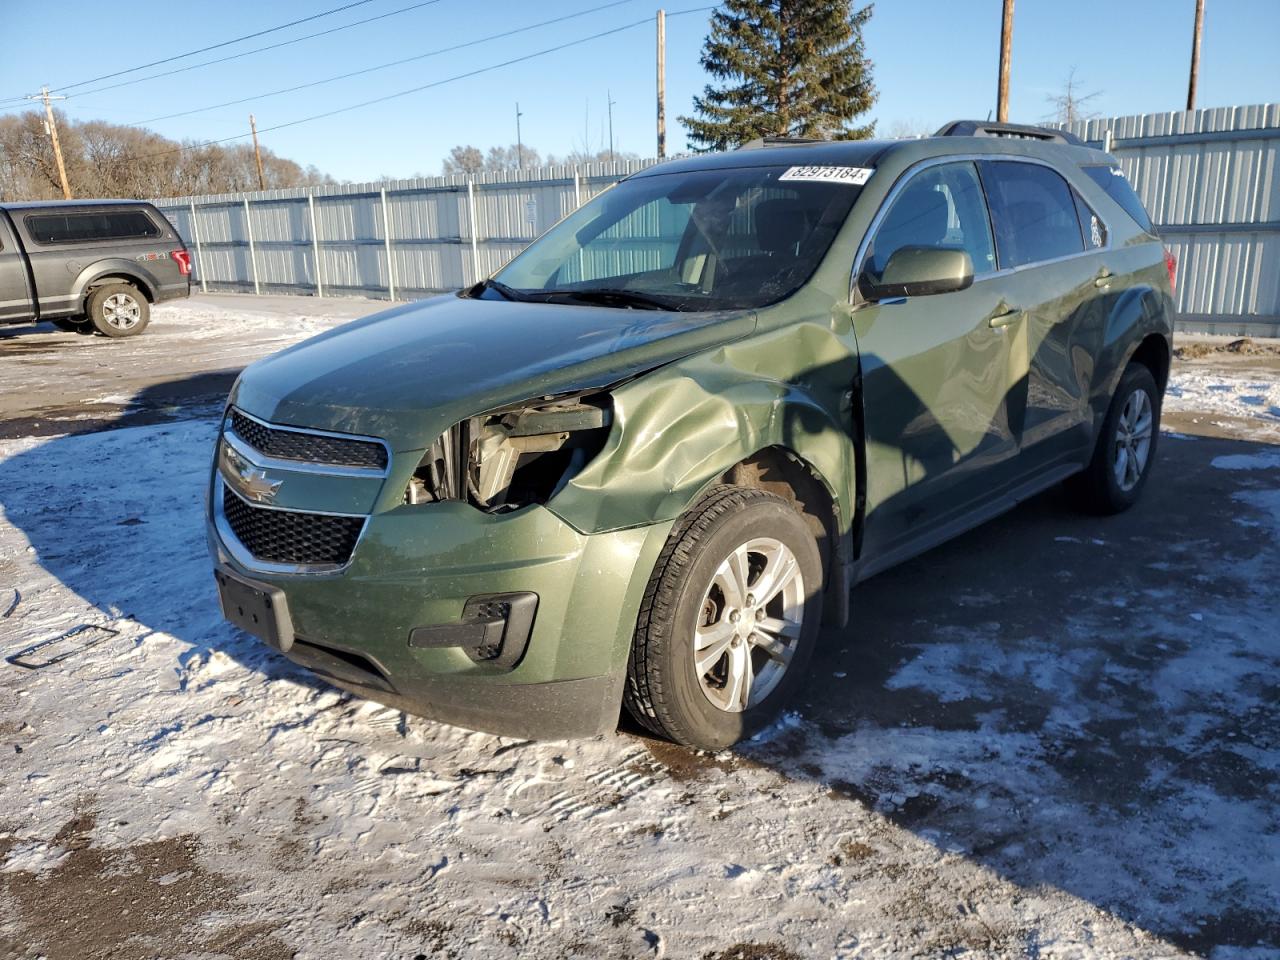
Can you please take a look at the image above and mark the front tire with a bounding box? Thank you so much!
[1068,362,1161,514]
[624,485,824,750]
[87,283,149,338]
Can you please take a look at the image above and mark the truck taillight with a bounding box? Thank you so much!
[171,249,192,276]
[1164,247,1176,294]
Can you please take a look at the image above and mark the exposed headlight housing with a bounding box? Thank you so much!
[405,391,612,512]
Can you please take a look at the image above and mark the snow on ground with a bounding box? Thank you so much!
[0,319,1278,957]
[1164,368,1280,437]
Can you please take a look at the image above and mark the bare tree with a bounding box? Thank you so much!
[885,119,934,140]
[0,109,333,200]
[483,144,542,171]
[548,148,639,165]
[441,145,484,175]
[1043,67,1102,126]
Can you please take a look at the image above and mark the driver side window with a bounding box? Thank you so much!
[863,161,995,282]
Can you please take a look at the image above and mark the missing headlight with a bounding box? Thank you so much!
[405,392,612,512]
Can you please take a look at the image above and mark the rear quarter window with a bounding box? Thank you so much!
[1081,165,1154,233]
[25,210,163,245]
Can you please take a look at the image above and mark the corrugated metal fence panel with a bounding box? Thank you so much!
[155,107,1280,333]
[1062,103,1280,333]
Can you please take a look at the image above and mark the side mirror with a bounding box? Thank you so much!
[859,246,974,301]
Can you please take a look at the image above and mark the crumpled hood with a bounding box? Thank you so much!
[231,294,756,450]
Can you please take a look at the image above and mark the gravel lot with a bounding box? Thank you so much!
[1,297,1277,960]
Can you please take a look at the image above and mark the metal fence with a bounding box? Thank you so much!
[154,160,654,302]
[154,102,1280,336]
[1060,103,1280,336]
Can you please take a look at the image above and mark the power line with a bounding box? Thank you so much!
[0,0,378,103]
[133,1,637,125]
[98,7,712,170]
[0,0,447,109]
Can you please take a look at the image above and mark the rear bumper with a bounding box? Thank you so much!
[207,500,674,740]
[153,278,190,303]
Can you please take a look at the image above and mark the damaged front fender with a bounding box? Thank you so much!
[550,320,860,538]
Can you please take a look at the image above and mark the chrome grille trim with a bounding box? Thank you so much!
[225,408,390,477]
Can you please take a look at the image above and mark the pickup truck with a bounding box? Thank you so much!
[0,199,191,338]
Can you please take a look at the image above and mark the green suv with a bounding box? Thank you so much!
[208,121,1174,750]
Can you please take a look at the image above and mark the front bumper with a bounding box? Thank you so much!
[208,496,673,740]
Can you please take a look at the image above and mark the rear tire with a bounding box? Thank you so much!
[1067,363,1160,514]
[624,485,824,750]
[87,283,149,338]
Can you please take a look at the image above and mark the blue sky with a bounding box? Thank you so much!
[1,0,1276,182]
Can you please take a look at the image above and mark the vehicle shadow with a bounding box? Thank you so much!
[752,427,1280,956]
[0,375,331,701]
[1,371,1276,956]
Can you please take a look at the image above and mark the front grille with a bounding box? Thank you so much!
[221,486,364,566]
[229,410,387,471]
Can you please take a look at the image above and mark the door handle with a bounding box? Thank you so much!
[1094,267,1114,288]
[987,305,1022,329]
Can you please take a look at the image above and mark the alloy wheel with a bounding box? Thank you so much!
[1113,387,1154,492]
[101,293,141,331]
[693,536,805,713]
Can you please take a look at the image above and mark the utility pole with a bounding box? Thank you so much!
[515,102,524,171]
[249,113,266,192]
[996,0,1014,123]
[27,87,72,199]
[656,8,667,158]
[1186,0,1205,111]
[607,89,616,160]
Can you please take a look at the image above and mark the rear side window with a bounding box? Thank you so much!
[1081,165,1154,233]
[979,160,1084,269]
[25,210,162,245]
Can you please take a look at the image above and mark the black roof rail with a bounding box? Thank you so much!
[736,136,828,150]
[933,120,1085,147]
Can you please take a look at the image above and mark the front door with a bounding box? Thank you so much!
[853,160,1026,561]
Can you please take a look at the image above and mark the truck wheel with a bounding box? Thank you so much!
[1067,362,1161,514]
[624,485,824,750]
[87,283,149,338]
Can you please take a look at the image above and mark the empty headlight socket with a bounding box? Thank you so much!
[407,592,538,669]
[404,393,612,511]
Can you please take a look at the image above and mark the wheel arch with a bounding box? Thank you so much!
[76,263,157,308]
[714,445,853,627]
[1128,331,1172,394]
[1089,283,1174,429]
[553,366,860,627]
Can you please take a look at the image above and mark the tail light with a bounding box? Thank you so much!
[171,249,192,276]
[1163,247,1176,294]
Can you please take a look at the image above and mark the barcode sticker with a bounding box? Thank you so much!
[778,165,874,185]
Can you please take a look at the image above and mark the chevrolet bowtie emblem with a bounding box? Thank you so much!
[237,466,283,504]
[223,443,283,504]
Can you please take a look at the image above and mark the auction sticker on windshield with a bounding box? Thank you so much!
[778,165,873,185]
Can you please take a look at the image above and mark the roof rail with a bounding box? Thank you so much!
[736,136,828,150]
[933,120,1085,147]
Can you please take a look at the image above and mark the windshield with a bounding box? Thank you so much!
[485,165,866,311]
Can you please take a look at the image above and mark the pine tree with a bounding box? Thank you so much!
[681,0,877,151]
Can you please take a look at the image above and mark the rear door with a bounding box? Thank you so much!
[0,212,35,325]
[854,160,1022,559]
[977,158,1107,464]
